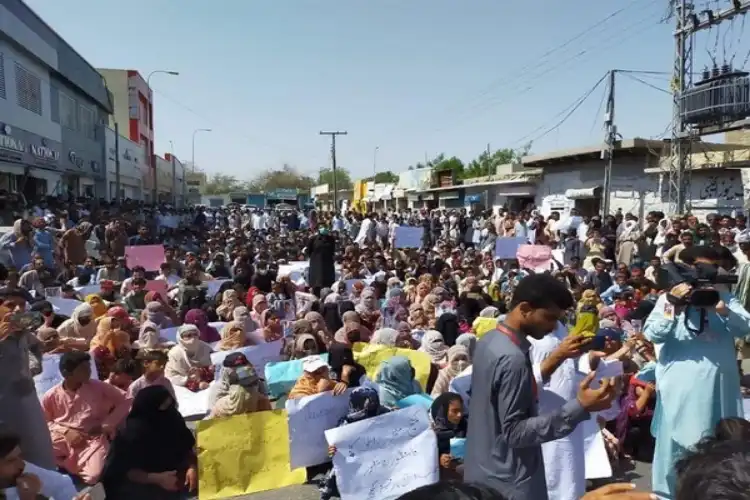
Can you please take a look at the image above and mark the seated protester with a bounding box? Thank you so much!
[107,359,140,393]
[183,308,220,343]
[209,362,271,419]
[155,261,181,288]
[206,253,232,279]
[174,268,208,314]
[217,321,249,351]
[431,345,471,397]
[30,299,65,329]
[321,387,390,500]
[134,320,172,350]
[85,294,108,320]
[375,355,422,408]
[128,350,175,401]
[97,257,127,286]
[431,392,468,481]
[615,373,656,463]
[123,278,148,314]
[89,317,132,381]
[56,261,79,285]
[98,280,118,303]
[36,327,72,354]
[328,342,366,392]
[291,332,320,360]
[419,330,450,367]
[216,289,242,322]
[41,351,130,485]
[18,269,45,298]
[370,327,413,348]
[119,266,147,297]
[100,386,198,500]
[144,290,180,326]
[165,324,214,392]
[259,309,284,342]
[600,271,633,305]
[0,426,79,500]
[56,303,97,350]
[142,301,172,330]
[67,269,93,288]
[288,355,335,400]
[0,271,35,304]
[60,283,83,301]
[105,306,139,342]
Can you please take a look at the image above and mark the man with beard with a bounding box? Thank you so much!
[464,273,618,500]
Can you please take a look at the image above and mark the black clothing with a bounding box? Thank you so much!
[306,234,336,289]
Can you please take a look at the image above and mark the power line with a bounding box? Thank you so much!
[620,72,673,94]
[512,73,609,147]
[589,79,609,136]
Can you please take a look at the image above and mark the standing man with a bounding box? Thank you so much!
[464,273,617,500]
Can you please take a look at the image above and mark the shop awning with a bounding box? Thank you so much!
[565,187,600,199]
[438,191,460,200]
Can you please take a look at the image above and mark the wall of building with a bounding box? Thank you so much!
[155,155,171,201]
[104,126,143,201]
[97,69,129,131]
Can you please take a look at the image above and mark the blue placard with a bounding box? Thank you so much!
[393,226,424,248]
[396,393,434,409]
[264,354,330,399]
[450,438,466,459]
[495,237,527,259]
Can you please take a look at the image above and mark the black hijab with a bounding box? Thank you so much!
[101,386,195,494]
[328,341,366,387]
[436,312,460,347]
[322,302,343,334]
[430,392,467,455]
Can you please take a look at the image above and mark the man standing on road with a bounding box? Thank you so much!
[464,273,618,500]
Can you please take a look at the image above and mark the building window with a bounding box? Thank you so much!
[79,104,95,139]
[0,53,5,100]
[50,86,60,123]
[15,63,42,115]
[60,93,77,130]
[140,100,148,126]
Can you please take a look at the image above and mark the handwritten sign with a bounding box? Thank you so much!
[325,406,438,500]
[393,226,423,248]
[197,410,306,499]
[174,384,211,419]
[286,390,352,469]
[516,244,552,272]
[352,343,432,391]
[124,244,165,271]
[210,340,284,380]
[47,297,83,318]
[34,353,98,399]
[264,354,330,399]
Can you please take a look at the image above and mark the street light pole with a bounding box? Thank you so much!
[192,128,212,172]
[145,70,179,204]
[373,146,379,177]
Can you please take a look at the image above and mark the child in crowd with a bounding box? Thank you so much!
[127,349,176,401]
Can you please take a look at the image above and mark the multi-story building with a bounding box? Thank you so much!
[104,126,144,201]
[97,68,156,202]
[185,170,206,206]
[0,0,112,201]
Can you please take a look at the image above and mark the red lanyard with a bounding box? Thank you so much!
[495,322,538,400]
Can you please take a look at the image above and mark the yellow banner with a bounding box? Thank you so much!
[197,410,305,499]
[473,317,497,339]
[352,343,432,391]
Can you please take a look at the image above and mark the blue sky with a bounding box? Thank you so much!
[24,0,748,181]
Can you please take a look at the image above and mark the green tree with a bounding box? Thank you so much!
[432,154,465,180]
[364,171,399,183]
[318,167,353,189]
[203,174,244,195]
[246,164,315,192]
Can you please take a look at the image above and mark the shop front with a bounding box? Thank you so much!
[266,188,299,208]
[0,122,64,201]
[61,130,106,199]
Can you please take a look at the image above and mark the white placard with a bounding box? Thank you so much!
[174,384,211,418]
[34,353,99,399]
[209,339,284,380]
[47,297,83,318]
[74,284,101,297]
[325,406,439,500]
[583,416,613,479]
[286,390,352,469]
[205,279,232,299]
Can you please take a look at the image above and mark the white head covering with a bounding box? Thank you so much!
[736,229,750,244]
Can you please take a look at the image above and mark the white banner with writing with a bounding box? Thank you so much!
[325,405,438,500]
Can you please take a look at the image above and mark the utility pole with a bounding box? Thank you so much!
[114,122,121,204]
[486,143,492,177]
[319,131,347,212]
[602,70,616,216]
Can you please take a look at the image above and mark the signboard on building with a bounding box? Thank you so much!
[0,124,61,168]
[267,188,298,200]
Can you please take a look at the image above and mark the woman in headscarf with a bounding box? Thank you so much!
[105,306,138,342]
[430,392,468,480]
[280,319,313,360]
[414,282,431,304]
[216,289,243,322]
[599,305,622,329]
[209,361,271,419]
[479,306,499,319]
[291,333,320,360]
[334,311,372,344]
[208,352,264,408]
[140,301,170,330]
[320,387,389,500]
[57,302,97,350]
[430,345,471,397]
[408,303,428,330]
[217,321,249,352]
[249,293,268,326]
[134,320,171,350]
[355,288,380,331]
[419,330,449,366]
[90,317,132,380]
[349,281,365,304]
[288,355,335,400]
[85,294,108,320]
[183,308,220,343]
[145,291,180,326]
[328,342,367,390]
[436,311,461,347]
[375,355,422,408]
[307,310,334,351]
[370,327,412,348]
[101,386,197,499]
[259,309,283,342]
[165,324,214,392]
[36,327,71,354]
[455,333,477,358]
[232,306,256,332]
[422,294,440,329]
